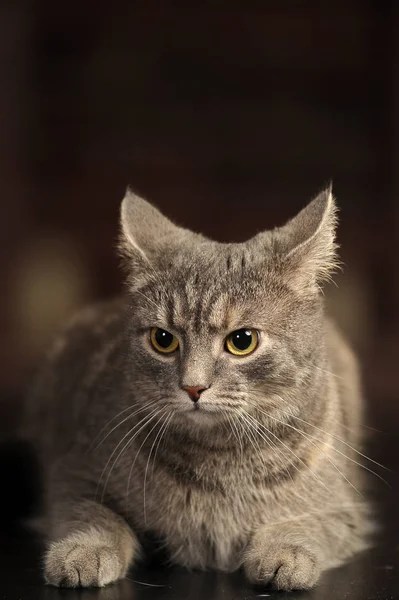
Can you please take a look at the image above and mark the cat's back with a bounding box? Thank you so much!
[22,297,128,457]
[325,316,363,447]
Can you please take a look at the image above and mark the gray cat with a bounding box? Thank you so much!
[23,187,372,591]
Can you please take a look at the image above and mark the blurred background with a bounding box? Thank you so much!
[0,1,398,448]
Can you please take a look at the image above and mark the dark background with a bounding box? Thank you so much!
[1,0,398,447]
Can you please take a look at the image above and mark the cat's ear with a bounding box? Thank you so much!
[119,187,185,266]
[275,187,339,291]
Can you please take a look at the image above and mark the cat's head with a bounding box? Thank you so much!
[119,187,338,430]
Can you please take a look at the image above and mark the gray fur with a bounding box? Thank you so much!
[22,187,371,590]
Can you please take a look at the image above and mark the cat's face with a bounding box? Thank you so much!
[120,188,337,429]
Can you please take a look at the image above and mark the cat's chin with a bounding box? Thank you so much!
[176,404,230,427]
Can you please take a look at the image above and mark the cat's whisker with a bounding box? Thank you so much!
[97,406,160,486]
[233,411,280,480]
[257,407,391,490]
[89,406,139,452]
[143,412,173,523]
[126,410,169,517]
[361,424,385,433]
[89,400,159,453]
[228,413,245,463]
[256,408,363,497]
[339,421,384,435]
[225,414,240,449]
[248,388,390,473]
[237,414,252,461]
[248,388,390,489]
[286,411,391,473]
[239,409,306,483]
[101,408,166,504]
[221,414,236,444]
[237,410,293,470]
[124,577,166,588]
[250,386,384,434]
[287,393,379,435]
[97,407,163,502]
[242,410,332,495]
[235,410,276,464]
[270,393,392,474]
[151,412,173,479]
[312,365,344,380]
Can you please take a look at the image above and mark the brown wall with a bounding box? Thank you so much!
[0,1,398,433]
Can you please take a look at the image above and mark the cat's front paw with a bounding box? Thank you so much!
[44,533,128,588]
[243,543,321,591]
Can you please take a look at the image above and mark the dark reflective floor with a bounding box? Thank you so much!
[1,518,398,600]
[1,435,397,600]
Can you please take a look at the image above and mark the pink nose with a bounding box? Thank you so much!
[182,385,207,403]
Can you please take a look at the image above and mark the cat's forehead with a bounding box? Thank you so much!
[154,248,270,333]
[169,287,240,333]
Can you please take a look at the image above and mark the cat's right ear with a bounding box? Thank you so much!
[119,187,185,270]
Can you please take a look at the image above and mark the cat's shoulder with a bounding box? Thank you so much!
[45,296,128,364]
[66,296,126,331]
[324,315,360,378]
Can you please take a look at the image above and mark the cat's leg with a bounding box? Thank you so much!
[243,509,366,591]
[43,498,140,588]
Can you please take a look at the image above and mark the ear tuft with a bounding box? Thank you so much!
[276,187,339,291]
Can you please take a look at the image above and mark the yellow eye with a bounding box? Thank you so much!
[150,328,179,354]
[225,329,259,356]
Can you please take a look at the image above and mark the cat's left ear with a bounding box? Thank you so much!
[274,186,339,291]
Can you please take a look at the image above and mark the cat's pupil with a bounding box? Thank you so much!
[232,329,252,350]
[155,329,174,348]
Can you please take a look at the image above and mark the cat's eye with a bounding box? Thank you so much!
[225,329,260,356]
[150,327,179,354]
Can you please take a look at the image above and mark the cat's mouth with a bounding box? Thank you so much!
[181,402,238,415]
[171,398,243,427]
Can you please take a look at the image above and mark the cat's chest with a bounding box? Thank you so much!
[138,461,269,570]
